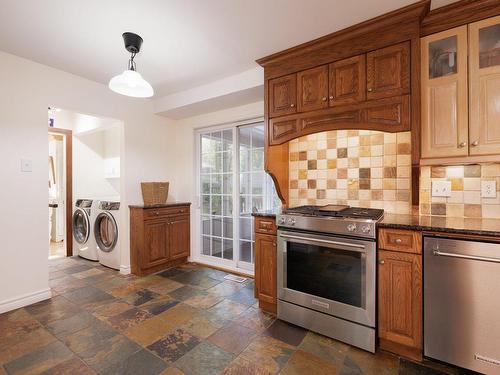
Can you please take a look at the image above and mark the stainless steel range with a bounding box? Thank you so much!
[276,204,384,353]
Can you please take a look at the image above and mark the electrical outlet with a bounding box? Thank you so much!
[432,181,452,197]
[481,180,497,198]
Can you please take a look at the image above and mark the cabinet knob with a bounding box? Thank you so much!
[290,103,295,108]
[329,95,334,100]
[322,97,327,102]
[273,242,277,246]
[367,88,373,92]
[471,140,479,147]
[395,238,402,244]
[458,142,467,148]
[379,260,385,265]
[155,211,160,215]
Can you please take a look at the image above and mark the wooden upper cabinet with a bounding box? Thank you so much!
[329,55,366,106]
[469,15,500,156]
[367,42,410,100]
[421,26,469,159]
[269,74,297,117]
[297,65,329,112]
[169,215,190,260]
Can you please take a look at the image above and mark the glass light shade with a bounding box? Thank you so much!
[108,69,154,98]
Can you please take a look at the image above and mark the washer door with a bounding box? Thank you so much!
[94,212,118,252]
[72,208,90,244]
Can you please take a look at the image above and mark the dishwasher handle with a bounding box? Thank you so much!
[433,250,500,264]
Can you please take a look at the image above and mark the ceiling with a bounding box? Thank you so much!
[0,0,457,98]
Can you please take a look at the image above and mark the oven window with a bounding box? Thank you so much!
[287,242,364,308]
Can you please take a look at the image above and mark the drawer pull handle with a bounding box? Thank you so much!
[379,260,385,265]
[367,88,373,92]
[290,103,295,108]
[322,97,327,102]
[395,238,402,244]
[329,95,334,100]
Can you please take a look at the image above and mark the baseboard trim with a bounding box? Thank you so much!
[119,265,131,275]
[0,288,52,314]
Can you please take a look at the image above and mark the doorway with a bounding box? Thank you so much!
[48,127,73,258]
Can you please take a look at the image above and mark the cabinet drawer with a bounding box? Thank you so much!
[378,228,422,254]
[255,216,277,235]
[144,206,189,219]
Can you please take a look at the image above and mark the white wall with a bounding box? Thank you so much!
[169,101,264,269]
[0,50,176,312]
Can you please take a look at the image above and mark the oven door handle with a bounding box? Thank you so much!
[280,233,366,249]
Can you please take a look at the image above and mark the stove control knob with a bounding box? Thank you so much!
[347,224,357,232]
[278,217,286,225]
[361,225,371,233]
[288,218,296,226]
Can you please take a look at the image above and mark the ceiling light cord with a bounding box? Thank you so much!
[128,52,137,71]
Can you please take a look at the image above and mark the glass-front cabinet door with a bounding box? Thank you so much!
[469,15,500,156]
[421,26,469,159]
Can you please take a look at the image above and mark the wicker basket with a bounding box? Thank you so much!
[141,182,169,205]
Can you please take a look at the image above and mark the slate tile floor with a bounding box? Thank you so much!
[0,257,477,375]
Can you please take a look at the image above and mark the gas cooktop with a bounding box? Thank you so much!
[282,205,384,221]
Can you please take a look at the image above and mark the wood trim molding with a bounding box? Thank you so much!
[421,0,500,36]
[48,127,73,257]
[420,154,500,166]
[257,1,430,79]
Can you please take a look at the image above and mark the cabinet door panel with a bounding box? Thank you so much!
[329,55,366,106]
[378,250,422,351]
[269,74,297,117]
[143,220,170,268]
[169,215,190,260]
[421,26,469,158]
[367,42,410,100]
[469,15,500,156]
[269,118,298,145]
[255,233,277,305]
[297,65,329,112]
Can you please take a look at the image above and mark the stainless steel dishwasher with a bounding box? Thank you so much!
[424,237,500,375]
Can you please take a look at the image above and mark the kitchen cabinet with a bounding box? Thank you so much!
[254,215,277,314]
[367,42,410,100]
[329,55,366,106]
[130,203,191,276]
[297,65,329,112]
[269,74,297,118]
[469,15,500,156]
[421,15,500,161]
[378,228,422,361]
[421,26,468,158]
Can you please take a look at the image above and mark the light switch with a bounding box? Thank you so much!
[481,180,497,198]
[432,181,451,197]
[21,159,32,172]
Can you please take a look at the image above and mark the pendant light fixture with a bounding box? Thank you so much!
[109,32,154,98]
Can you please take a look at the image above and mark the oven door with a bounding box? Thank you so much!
[278,229,376,327]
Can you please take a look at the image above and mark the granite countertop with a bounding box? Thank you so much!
[129,202,191,209]
[379,213,500,238]
[251,210,278,217]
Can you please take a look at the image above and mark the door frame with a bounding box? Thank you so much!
[48,127,73,256]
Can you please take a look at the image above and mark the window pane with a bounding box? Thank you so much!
[223,196,232,216]
[212,217,222,237]
[240,173,251,194]
[252,172,264,194]
[240,217,253,240]
[252,126,265,148]
[202,216,210,235]
[202,236,211,255]
[240,241,252,263]
[211,174,221,194]
[479,23,500,68]
[223,151,232,173]
[240,148,250,172]
[223,240,233,260]
[222,130,233,152]
[252,149,264,171]
[211,131,222,152]
[223,174,232,194]
[211,237,222,258]
[211,195,221,216]
[223,218,233,239]
[429,36,457,79]
[202,195,210,215]
[201,175,210,194]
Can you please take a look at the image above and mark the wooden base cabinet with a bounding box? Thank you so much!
[378,228,423,361]
[130,204,191,276]
[254,215,277,314]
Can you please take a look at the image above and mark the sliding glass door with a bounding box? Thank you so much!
[198,121,278,272]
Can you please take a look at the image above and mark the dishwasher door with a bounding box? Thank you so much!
[424,237,500,375]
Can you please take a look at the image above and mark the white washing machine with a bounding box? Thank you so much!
[94,200,121,270]
[72,199,99,261]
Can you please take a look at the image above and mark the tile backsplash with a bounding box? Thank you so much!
[420,164,500,218]
[289,130,412,214]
